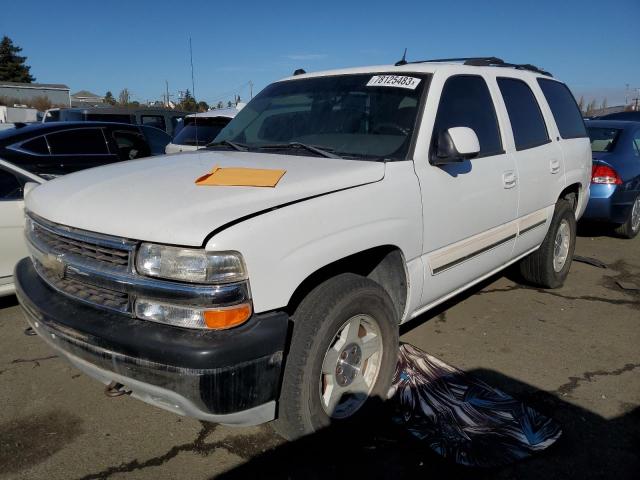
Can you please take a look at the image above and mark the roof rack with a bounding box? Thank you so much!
[394,56,552,77]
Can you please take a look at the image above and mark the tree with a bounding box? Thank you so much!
[197,100,209,112]
[104,91,116,105]
[600,98,608,111]
[216,101,223,109]
[227,100,233,108]
[0,36,35,83]
[178,90,197,112]
[118,88,130,105]
[585,99,597,116]
[577,96,585,114]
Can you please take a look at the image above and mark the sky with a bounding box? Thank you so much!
[2,0,639,107]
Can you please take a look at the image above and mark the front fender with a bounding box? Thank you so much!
[205,162,423,313]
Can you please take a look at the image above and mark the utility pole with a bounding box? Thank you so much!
[249,80,254,99]
[165,80,170,107]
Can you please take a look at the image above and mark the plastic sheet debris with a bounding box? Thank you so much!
[573,255,608,269]
[389,343,562,467]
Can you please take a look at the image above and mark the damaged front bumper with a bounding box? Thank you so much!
[15,258,289,426]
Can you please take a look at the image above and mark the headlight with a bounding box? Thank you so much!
[136,243,247,284]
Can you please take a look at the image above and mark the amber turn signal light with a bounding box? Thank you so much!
[203,303,252,330]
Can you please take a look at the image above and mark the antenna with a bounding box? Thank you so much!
[189,37,199,147]
[395,48,408,66]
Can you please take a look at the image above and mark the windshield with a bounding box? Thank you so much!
[173,117,232,146]
[588,127,622,152]
[213,73,429,160]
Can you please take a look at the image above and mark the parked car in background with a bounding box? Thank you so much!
[42,107,187,136]
[0,122,171,177]
[596,111,640,122]
[165,107,241,154]
[0,159,44,296]
[582,120,640,238]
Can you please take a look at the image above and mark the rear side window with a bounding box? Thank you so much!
[20,136,49,155]
[497,78,549,151]
[141,115,166,131]
[537,79,587,139]
[111,130,151,160]
[633,130,640,157]
[46,128,109,155]
[432,75,503,157]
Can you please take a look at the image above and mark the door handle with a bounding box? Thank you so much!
[550,159,561,174]
[502,170,517,189]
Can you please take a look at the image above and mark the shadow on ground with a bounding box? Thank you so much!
[0,294,18,310]
[217,372,639,480]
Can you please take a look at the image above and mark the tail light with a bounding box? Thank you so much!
[591,164,622,185]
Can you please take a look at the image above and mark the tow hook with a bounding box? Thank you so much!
[104,381,131,397]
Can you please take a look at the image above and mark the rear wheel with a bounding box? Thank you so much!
[614,195,640,239]
[519,199,576,288]
[272,273,399,440]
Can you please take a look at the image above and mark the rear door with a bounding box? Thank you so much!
[494,76,564,256]
[45,127,117,174]
[414,73,519,307]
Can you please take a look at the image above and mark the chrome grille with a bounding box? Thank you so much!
[31,221,130,268]
[36,261,130,313]
[26,214,137,315]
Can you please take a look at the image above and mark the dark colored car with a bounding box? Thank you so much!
[0,122,171,177]
[43,107,188,136]
[596,111,640,122]
[582,120,640,238]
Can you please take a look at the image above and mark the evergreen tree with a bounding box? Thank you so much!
[104,91,116,105]
[0,36,35,83]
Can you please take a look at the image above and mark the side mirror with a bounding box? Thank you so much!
[24,181,41,198]
[431,127,480,165]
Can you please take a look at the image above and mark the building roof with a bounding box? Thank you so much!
[71,90,102,98]
[0,81,70,90]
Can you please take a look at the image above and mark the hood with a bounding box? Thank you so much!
[27,150,385,246]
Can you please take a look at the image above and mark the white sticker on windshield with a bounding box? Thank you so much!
[366,75,421,90]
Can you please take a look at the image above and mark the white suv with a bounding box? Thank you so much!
[16,58,591,439]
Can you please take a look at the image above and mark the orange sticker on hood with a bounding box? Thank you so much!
[195,166,286,187]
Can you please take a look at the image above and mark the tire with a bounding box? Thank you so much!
[519,199,576,289]
[614,195,640,239]
[272,273,399,441]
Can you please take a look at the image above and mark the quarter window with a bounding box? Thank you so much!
[46,129,108,155]
[20,136,49,155]
[432,75,503,157]
[537,79,587,139]
[497,78,549,151]
[633,130,640,157]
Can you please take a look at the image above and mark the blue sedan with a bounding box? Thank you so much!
[582,120,640,238]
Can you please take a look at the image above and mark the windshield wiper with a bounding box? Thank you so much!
[258,142,342,159]
[206,140,248,152]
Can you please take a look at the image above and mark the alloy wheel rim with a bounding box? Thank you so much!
[319,314,383,419]
[631,197,640,232]
[553,219,571,272]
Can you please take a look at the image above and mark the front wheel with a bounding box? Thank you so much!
[614,195,640,239]
[272,273,399,440]
[519,199,577,288]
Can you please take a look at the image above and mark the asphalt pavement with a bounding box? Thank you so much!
[1,228,638,480]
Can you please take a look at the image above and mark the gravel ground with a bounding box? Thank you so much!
[1,229,638,480]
